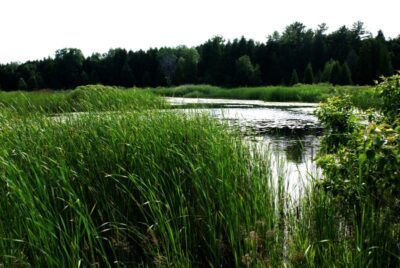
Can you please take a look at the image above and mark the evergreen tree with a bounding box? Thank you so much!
[120,61,135,87]
[18,77,28,90]
[54,48,85,88]
[303,63,314,84]
[388,37,400,71]
[330,61,342,85]
[173,57,186,85]
[1,22,400,90]
[27,74,39,90]
[321,60,334,82]
[341,63,353,85]
[289,69,299,85]
[89,70,100,84]
[158,48,177,86]
[80,71,90,86]
[313,71,321,84]
[358,40,374,84]
[198,36,225,85]
[376,31,393,76]
[142,71,152,87]
[345,49,359,83]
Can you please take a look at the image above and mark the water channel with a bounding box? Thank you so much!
[166,97,323,197]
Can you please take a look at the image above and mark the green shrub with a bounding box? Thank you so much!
[315,95,357,154]
[375,73,400,122]
[315,75,400,266]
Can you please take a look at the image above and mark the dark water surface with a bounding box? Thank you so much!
[166,97,323,196]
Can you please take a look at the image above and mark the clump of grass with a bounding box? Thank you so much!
[0,85,166,114]
[0,110,282,266]
[0,90,65,113]
[65,85,165,112]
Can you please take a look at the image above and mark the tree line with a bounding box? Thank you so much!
[0,21,399,91]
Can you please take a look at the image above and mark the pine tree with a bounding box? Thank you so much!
[120,61,135,87]
[341,63,353,85]
[321,60,334,83]
[18,77,28,90]
[303,63,314,84]
[358,40,374,85]
[289,69,299,85]
[330,61,342,85]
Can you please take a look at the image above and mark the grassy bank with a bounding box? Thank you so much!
[0,85,166,114]
[0,84,378,113]
[149,84,378,109]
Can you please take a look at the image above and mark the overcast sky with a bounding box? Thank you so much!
[0,0,399,63]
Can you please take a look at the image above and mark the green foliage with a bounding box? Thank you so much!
[315,95,357,153]
[375,73,400,122]
[316,76,400,206]
[172,46,200,84]
[235,55,261,86]
[54,48,85,88]
[315,75,400,266]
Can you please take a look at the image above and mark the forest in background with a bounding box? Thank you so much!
[0,21,399,91]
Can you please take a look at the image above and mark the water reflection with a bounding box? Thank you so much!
[285,139,305,164]
[166,97,322,196]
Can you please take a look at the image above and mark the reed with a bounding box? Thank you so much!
[0,85,397,266]
[0,110,284,266]
[0,85,166,114]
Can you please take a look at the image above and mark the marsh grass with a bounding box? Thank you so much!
[149,84,375,108]
[286,176,400,267]
[0,110,288,266]
[0,85,166,114]
[0,86,398,266]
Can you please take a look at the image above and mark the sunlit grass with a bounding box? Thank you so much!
[0,86,397,266]
[0,85,166,114]
[0,110,285,266]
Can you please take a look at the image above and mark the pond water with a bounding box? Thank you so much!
[166,97,323,197]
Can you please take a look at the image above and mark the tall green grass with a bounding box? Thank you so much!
[0,85,166,114]
[285,176,400,267]
[148,84,376,108]
[0,85,397,266]
[0,110,286,266]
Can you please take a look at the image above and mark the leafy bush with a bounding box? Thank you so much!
[315,75,400,266]
[316,74,400,222]
[315,95,357,154]
[375,73,400,122]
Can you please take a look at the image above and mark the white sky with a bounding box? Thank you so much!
[0,0,399,64]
